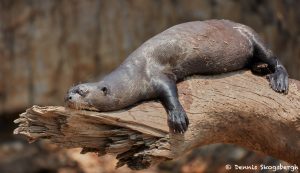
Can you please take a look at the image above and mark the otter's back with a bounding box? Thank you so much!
[142,20,254,78]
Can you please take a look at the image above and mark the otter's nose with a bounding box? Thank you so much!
[64,93,73,102]
[65,85,79,102]
[64,88,74,102]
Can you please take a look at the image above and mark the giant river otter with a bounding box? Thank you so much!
[65,19,289,133]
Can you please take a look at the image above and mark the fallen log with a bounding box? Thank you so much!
[14,71,300,169]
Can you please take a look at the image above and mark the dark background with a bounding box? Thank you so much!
[0,0,299,173]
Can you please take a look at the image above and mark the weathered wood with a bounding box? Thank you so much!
[14,71,300,170]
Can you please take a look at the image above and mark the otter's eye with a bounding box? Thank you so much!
[78,89,88,97]
[101,87,108,95]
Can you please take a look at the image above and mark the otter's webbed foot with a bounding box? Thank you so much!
[168,107,189,134]
[267,67,289,94]
[154,75,190,133]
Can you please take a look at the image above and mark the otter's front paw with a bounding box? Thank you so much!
[267,69,289,94]
[167,108,189,134]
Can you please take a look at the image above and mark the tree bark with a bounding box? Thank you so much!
[14,71,300,170]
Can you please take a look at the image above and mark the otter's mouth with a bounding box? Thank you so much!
[65,101,99,112]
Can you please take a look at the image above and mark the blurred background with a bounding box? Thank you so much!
[0,0,299,172]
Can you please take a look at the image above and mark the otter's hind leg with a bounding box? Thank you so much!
[250,62,271,76]
[153,75,189,133]
[250,32,289,93]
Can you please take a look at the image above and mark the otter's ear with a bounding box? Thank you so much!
[101,87,108,95]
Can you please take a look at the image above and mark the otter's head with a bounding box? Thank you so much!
[65,82,120,111]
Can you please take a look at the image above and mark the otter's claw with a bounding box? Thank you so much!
[267,69,289,94]
[167,108,189,134]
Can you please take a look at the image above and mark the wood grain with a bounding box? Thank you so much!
[14,71,300,170]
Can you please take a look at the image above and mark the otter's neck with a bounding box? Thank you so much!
[101,61,149,108]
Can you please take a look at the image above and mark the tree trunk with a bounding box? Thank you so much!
[14,71,300,170]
